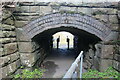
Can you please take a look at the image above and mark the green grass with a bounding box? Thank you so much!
[82,67,120,78]
[14,68,46,78]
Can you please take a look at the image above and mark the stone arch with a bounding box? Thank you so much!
[22,12,114,41]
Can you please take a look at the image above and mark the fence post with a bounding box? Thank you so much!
[80,54,83,78]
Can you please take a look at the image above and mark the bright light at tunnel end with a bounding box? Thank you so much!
[53,31,74,49]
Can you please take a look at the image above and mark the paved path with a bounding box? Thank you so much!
[42,48,77,78]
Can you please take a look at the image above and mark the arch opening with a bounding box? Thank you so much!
[23,12,112,41]
[31,26,102,78]
[22,12,113,78]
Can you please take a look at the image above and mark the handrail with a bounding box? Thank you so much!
[63,51,83,78]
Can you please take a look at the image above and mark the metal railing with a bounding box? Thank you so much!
[63,51,83,79]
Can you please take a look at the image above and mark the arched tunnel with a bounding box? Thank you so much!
[21,12,114,78]
[1,2,119,78]
[31,26,101,78]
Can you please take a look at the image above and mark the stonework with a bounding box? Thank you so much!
[0,23,20,78]
[4,43,18,55]
[18,42,39,53]
[1,1,120,78]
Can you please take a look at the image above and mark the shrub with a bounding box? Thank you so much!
[14,68,46,78]
[82,67,119,78]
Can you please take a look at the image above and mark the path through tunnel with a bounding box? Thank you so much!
[32,26,101,78]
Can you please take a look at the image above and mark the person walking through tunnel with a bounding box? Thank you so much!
[57,36,60,49]
[50,36,53,51]
[67,36,70,50]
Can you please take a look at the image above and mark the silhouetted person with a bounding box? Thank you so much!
[50,36,53,51]
[51,36,53,49]
[57,36,60,49]
[67,36,70,50]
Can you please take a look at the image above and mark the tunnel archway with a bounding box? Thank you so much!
[23,12,113,41]
[21,12,115,78]
[32,26,101,52]
[31,26,101,78]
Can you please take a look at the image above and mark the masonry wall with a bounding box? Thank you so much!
[0,6,21,78]
[0,2,120,78]
[112,4,120,72]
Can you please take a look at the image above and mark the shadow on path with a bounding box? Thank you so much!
[42,48,76,78]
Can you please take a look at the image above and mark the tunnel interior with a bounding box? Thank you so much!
[31,26,101,78]
[32,26,101,54]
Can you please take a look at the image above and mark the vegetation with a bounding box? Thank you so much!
[14,68,46,78]
[82,67,120,79]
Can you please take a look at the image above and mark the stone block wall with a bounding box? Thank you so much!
[13,2,119,32]
[113,44,120,72]
[16,26,47,69]
[0,4,21,78]
[84,42,120,72]
[1,4,47,78]
[112,3,120,72]
[0,24,20,78]
[1,2,120,78]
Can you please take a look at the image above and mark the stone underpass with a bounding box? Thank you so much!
[0,1,120,78]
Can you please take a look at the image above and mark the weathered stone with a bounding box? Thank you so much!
[60,6,76,12]
[109,15,118,24]
[16,28,31,41]
[49,3,60,12]
[2,10,12,19]
[0,30,3,38]
[86,60,92,69]
[15,21,28,28]
[0,66,8,78]
[93,56,100,70]
[118,46,120,54]
[3,18,14,25]
[0,56,10,67]
[118,11,120,18]
[110,24,119,30]
[14,13,39,16]
[4,43,18,55]
[39,6,52,15]
[15,16,30,21]
[99,45,114,59]
[16,59,21,68]
[92,8,106,15]
[0,24,15,31]
[95,43,102,57]
[107,9,117,14]
[0,48,4,56]
[105,32,119,41]
[18,42,39,53]
[99,59,112,72]
[77,8,92,15]
[7,61,18,74]
[94,15,109,23]
[20,6,30,12]
[112,60,119,70]
[20,53,38,67]
[92,8,117,15]
[88,49,94,58]
[0,67,2,78]
[30,6,40,12]
[9,52,19,62]
[0,38,16,44]
[3,31,16,38]
[114,54,120,62]
[15,16,38,21]
[118,62,120,72]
